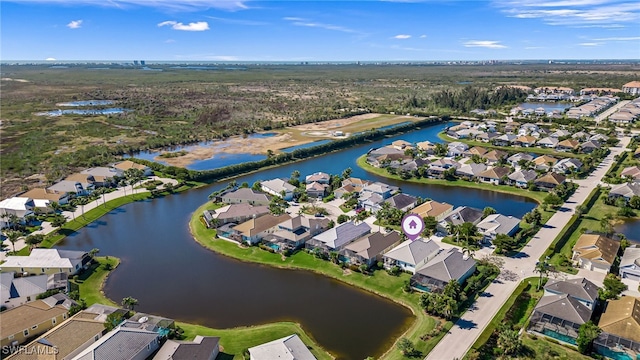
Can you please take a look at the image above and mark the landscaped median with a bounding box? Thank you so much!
[189,201,443,360]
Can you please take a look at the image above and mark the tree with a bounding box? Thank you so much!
[25,234,45,249]
[104,312,125,331]
[543,193,563,208]
[5,230,21,254]
[492,234,518,253]
[289,170,300,187]
[337,214,349,224]
[122,296,139,311]
[50,214,67,228]
[482,207,496,218]
[577,321,601,354]
[342,167,352,180]
[461,244,475,259]
[89,248,100,258]
[423,216,438,235]
[523,208,542,226]
[497,325,522,356]
[599,273,628,300]
[600,214,614,234]
[533,261,551,290]
[458,222,479,246]
[396,338,416,356]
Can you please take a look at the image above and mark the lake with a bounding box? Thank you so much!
[519,102,572,112]
[56,121,537,359]
[616,218,640,243]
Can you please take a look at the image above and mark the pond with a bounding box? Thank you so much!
[615,218,640,243]
[518,102,572,112]
[36,108,130,116]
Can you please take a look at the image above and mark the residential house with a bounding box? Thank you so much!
[455,129,485,139]
[416,140,437,154]
[341,178,373,192]
[305,172,330,184]
[514,135,537,147]
[476,132,501,143]
[534,173,567,191]
[333,184,357,199]
[153,336,220,360]
[392,140,414,150]
[481,150,508,165]
[383,239,442,274]
[609,111,636,124]
[383,193,418,212]
[202,204,269,228]
[507,153,535,168]
[609,182,640,201]
[248,334,316,360]
[6,310,107,360]
[219,188,270,206]
[263,216,330,251]
[635,147,640,159]
[0,294,76,347]
[572,131,589,140]
[0,272,68,309]
[260,179,296,201]
[594,296,640,359]
[528,294,593,345]
[553,158,583,174]
[533,155,559,171]
[341,231,403,268]
[361,182,395,201]
[306,182,328,199]
[589,133,609,143]
[455,163,487,180]
[621,166,640,181]
[551,129,572,138]
[478,167,511,185]
[112,160,152,176]
[557,139,580,152]
[493,134,517,146]
[80,167,123,187]
[411,200,453,221]
[70,322,162,360]
[427,159,459,178]
[447,142,469,157]
[622,81,640,95]
[0,197,35,228]
[537,137,559,148]
[466,146,488,157]
[544,277,599,311]
[476,214,521,243]
[47,180,94,196]
[619,245,640,283]
[305,221,371,253]
[519,123,540,135]
[360,193,385,213]
[580,140,602,153]
[410,248,477,292]
[508,170,537,188]
[21,188,70,206]
[231,214,292,245]
[436,206,484,235]
[0,249,92,276]
[369,146,405,157]
[572,233,620,273]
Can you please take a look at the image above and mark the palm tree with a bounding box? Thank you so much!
[122,296,139,311]
[533,261,550,290]
[89,248,100,258]
[461,244,475,259]
[5,230,21,254]
[25,234,45,249]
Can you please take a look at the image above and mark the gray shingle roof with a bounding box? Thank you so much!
[311,221,371,250]
[344,231,402,260]
[383,239,441,266]
[74,327,159,360]
[384,193,417,210]
[415,248,476,282]
[442,206,484,226]
[249,334,316,360]
[544,277,599,303]
[534,294,593,324]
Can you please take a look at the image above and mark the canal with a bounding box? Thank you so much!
[57,122,537,359]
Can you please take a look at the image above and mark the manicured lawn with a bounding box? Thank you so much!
[72,256,120,307]
[356,155,547,204]
[520,334,592,360]
[190,202,441,360]
[179,322,334,360]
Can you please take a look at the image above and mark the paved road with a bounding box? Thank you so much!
[594,100,630,124]
[426,137,630,360]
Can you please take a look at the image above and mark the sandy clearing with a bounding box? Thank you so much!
[292,113,380,131]
[1,78,30,83]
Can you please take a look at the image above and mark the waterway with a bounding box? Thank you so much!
[518,102,572,112]
[56,121,537,359]
[616,218,640,243]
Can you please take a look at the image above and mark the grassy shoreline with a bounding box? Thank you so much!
[189,201,442,360]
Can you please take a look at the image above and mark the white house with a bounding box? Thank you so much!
[260,179,296,201]
[248,334,316,360]
[0,197,35,228]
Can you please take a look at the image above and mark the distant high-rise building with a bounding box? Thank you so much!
[140,60,145,65]
[133,60,139,65]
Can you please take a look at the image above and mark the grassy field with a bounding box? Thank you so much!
[190,201,444,360]
[73,256,120,307]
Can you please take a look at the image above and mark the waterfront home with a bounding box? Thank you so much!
[537,136,559,148]
[21,188,70,206]
[572,233,620,273]
[361,182,395,200]
[369,145,405,157]
[621,166,640,181]
[416,140,437,154]
[231,214,292,245]
[478,166,511,185]
[410,248,477,292]
[481,150,508,165]
[260,179,296,201]
[0,249,92,276]
[594,296,640,359]
[341,231,403,268]
[153,336,220,360]
[507,153,535,168]
[454,128,485,139]
[553,158,583,174]
[514,135,537,147]
[305,172,330,184]
[411,200,453,221]
[508,169,537,188]
[0,271,68,310]
[436,206,484,235]
[263,215,330,251]
[383,239,442,274]
[427,158,459,178]
[80,167,123,187]
[340,177,373,192]
[608,182,640,201]
[447,142,469,157]
[112,160,153,176]
[392,140,414,150]
[361,193,385,213]
[466,146,488,157]
[203,203,269,228]
[619,245,640,283]
[219,188,271,206]
[399,158,430,173]
[0,197,35,228]
[528,294,592,345]
[533,155,559,171]
[0,294,75,347]
[556,139,580,152]
[7,310,107,360]
[306,182,328,199]
[47,179,94,196]
[580,140,602,153]
[455,163,487,180]
[248,334,316,360]
[476,214,521,243]
[544,277,599,311]
[383,193,418,212]
[476,132,501,143]
[534,173,567,191]
[493,134,517,147]
[70,322,162,360]
[305,221,371,253]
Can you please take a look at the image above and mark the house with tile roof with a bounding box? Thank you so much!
[410,248,476,292]
[263,215,330,251]
[508,169,538,188]
[533,155,559,171]
[248,334,316,360]
[634,147,640,159]
[537,137,559,149]
[70,323,161,360]
[507,153,535,168]
[514,135,537,147]
[305,172,330,184]
[553,158,583,174]
[231,214,292,245]
[219,188,271,206]
[203,204,269,228]
[478,166,511,185]
[20,188,70,206]
[112,160,152,176]
[609,182,640,201]
[0,272,68,310]
[544,277,599,311]
[557,139,580,152]
[305,221,371,253]
[466,146,488,157]
[0,197,35,228]
[595,296,640,359]
[260,179,296,201]
[411,200,453,221]
[341,231,403,268]
[476,214,521,242]
[383,239,442,274]
[305,182,328,199]
[534,173,567,191]
[383,193,418,212]
[572,233,620,273]
[0,249,92,276]
[455,163,487,180]
[80,167,124,186]
[621,166,640,181]
[153,336,220,360]
[437,206,484,235]
[622,81,640,95]
[528,294,593,345]
[619,245,640,283]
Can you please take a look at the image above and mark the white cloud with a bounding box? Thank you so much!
[66,20,82,29]
[593,36,640,41]
[8,0,250,11]
[283,17,305,21]
[463,40,507,48]
[394,34,411,39]
[419,34,427,38]
[579,42,602,46]
[45,57,56,61]
[164,39,176,43]
[283,17,360,34]
[158,20,209,31]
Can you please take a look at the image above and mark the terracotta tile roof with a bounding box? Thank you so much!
[533,155,558,165]
[234,214,292,237]
[599,296,640,343]
[572,233,620,266]
[20,188,67,202]
[113,160,148,171]
[478,166,511,179]
[1,300,68,338]
[411,200,453,219]
[558,139,580,149]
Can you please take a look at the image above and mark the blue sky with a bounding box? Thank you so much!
[1,0,639,61]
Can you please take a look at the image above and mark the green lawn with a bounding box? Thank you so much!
[190,202,442,360]
[72,256,120,307]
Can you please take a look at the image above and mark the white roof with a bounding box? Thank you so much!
[33,199,51,208]
[248,334,316,360]
[0,249,86,270]
[0,197,34,211]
